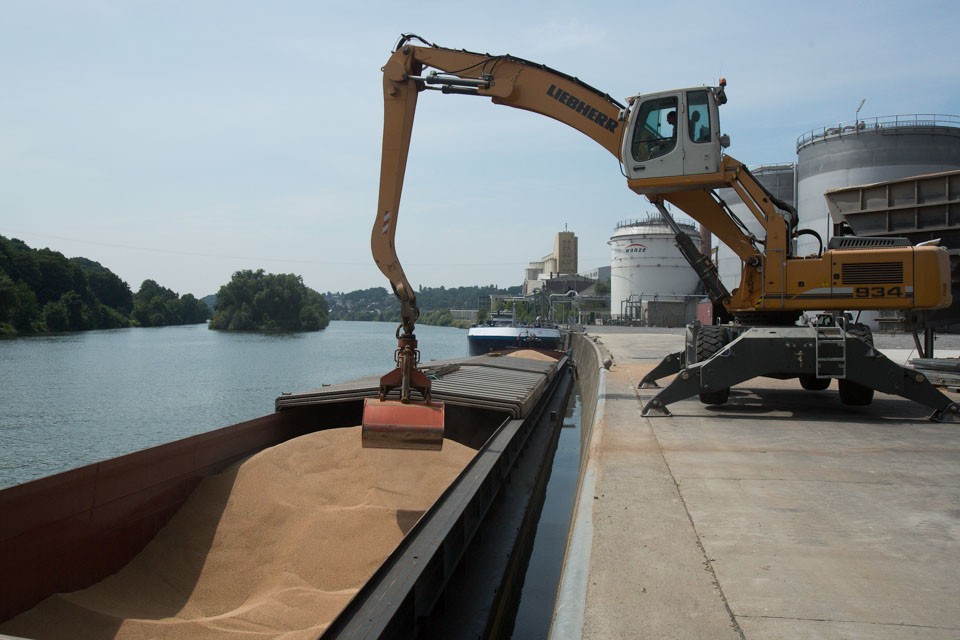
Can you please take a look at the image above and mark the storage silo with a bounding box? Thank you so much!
[609,214,701,325]
[716,163,797,289]
[796,115,960,256]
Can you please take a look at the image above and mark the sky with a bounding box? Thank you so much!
[3,0,958,298]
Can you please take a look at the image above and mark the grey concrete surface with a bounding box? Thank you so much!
[573,327,960,640]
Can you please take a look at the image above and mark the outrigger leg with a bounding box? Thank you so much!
[639,350,685,389]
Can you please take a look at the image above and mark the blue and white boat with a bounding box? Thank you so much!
[467,312,563,356]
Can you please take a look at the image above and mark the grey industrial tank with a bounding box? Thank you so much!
[795,115,960,256]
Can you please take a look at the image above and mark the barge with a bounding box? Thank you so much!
[467,312,564,356]
[0,342,603,639]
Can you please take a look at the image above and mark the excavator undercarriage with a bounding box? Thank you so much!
[639,317,960,422]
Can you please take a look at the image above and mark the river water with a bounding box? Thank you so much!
[0,321,468,488]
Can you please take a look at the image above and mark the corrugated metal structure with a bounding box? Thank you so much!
[277,355,563,422]
[825,169,960,244]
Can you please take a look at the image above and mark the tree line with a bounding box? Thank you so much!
[325,284,522,327]
[1,234,518,336]
[0,235,212,336]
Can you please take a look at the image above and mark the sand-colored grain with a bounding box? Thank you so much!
[0,426,475,640]
[503,349,560,362]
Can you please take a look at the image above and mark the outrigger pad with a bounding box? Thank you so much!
[638,351,684,390]
[640,399,672,417]
[929,402,960,423]
[362,398,445,451]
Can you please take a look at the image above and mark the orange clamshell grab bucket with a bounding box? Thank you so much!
[361,398,445,451]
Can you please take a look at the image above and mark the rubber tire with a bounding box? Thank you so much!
[839,323,875,405]
[799,375,831,391]
[695,325,730,405]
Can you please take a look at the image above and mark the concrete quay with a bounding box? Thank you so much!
[554,327,960,640]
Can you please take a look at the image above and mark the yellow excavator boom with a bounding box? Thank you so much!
[363,35,629,449]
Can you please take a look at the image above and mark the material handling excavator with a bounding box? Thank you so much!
[362,34,959,450]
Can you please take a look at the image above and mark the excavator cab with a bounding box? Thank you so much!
[621,84,728,191]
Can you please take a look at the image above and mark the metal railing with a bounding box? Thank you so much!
[615,212,698,231]
[796,113,960,151]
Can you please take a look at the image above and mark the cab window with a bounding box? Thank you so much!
[687,90,711,143]
[630,96,678,162]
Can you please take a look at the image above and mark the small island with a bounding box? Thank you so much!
[209,269,329,332]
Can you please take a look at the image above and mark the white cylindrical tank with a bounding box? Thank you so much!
[542,256,558,277]
[609,215,701,320]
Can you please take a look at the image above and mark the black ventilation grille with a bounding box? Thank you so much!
[828,236,910,249]
[841,262,904,284]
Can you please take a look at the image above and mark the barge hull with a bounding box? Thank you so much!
[0,352,572,639]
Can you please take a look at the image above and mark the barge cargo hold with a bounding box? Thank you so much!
[0,350,576,639]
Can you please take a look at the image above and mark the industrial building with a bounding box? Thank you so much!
[523,229,579,295]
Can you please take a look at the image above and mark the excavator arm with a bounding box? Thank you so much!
[364,35,630,449]
[372,34,626,334]
[642,155,795,316]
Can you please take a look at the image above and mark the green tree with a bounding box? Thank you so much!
[0,234,212,335]
[33,250,78,306]
[209,269,329,332]
[180,294,210,324]
[73,257,134,313]
[133,279,210,327]
[0,272,40,335]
